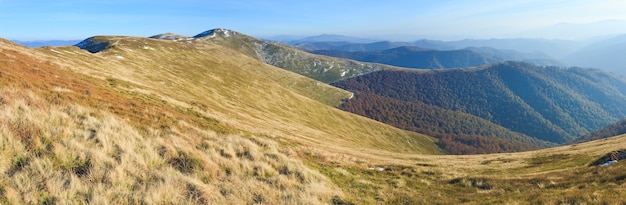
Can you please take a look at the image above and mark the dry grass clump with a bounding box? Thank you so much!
[0,88,342,204]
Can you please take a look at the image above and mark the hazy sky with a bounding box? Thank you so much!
[1,0,626,40]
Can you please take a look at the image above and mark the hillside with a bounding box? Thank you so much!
[339,92,553,154]
[166,28,402,83]
[1,32,626,204]
[578,118,626,143]
[333,62,626,146]
[0,36,440,204]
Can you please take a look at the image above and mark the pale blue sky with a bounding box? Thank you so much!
[1,0,625,40]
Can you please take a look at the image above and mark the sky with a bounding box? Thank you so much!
[1,0,626,41]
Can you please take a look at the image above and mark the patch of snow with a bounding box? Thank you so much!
[115,55,124,59]
[602,160,618,166]
[341,70,347,77]
[223,29,230,37]
[142,46,155,50]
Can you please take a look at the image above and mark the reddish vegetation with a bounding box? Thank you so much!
[339,92,544,154]
[0,44,228,135]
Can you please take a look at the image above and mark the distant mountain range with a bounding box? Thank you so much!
[12,40,81,48]
[311,46,565,69]
[285,34,379,44]
[286,34,626,76]
[290,38,582,58]
[564,34,626,76]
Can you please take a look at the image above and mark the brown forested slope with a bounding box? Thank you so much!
[333,62,626,149]
[339,92,552,154]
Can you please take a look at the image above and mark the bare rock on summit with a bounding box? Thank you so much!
[149,33,190,41]
[75,37,113,53]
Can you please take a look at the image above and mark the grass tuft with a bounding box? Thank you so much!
[60,155,92,178]
[167,151,204,174]
[6,155,29,177]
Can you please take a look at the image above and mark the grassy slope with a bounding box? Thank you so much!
[58,36,439,154]
[0,37,439,204]
[1,37,625,204]
[312,134,626,204]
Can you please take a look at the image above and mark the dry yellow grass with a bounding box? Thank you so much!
[0,88,342,204]
[36,36,440,155]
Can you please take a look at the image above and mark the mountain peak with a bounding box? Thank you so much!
[193,28,238,39]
